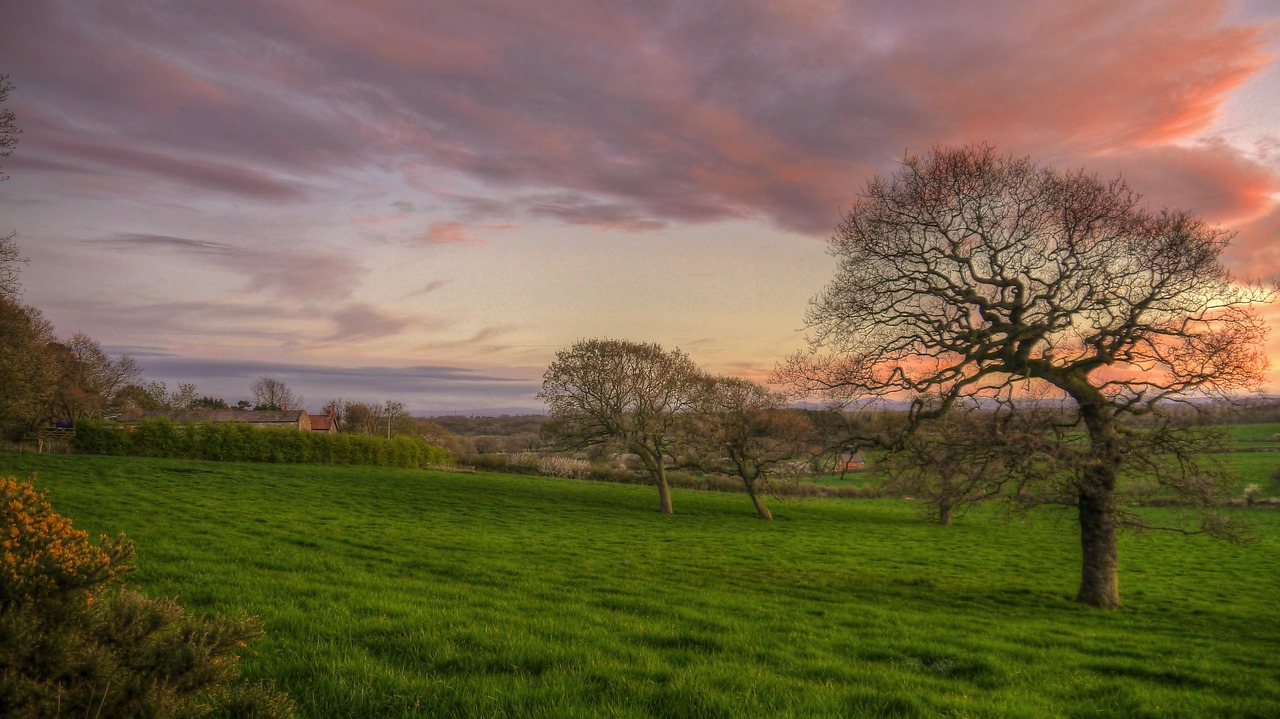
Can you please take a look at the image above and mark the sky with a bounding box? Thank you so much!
[2,0,1279,414]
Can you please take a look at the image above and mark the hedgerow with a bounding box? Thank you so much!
[73,418,453,468]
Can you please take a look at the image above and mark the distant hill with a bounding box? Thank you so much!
[418,407,547,418]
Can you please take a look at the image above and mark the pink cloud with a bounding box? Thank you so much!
[889,2,1272,153]
[43,135,304,201]
[1227,206,1280,282]
[1086,141,1280,225]
[3,0,1276,237]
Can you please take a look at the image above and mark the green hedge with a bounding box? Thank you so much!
[74,418,453,468]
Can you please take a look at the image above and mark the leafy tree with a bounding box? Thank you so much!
[540,339,704,514]
[0,297,56,438]
[194,395,230,410]
[408,417,464,457]
[114,382,167,410]
[250,376,300,411]
[683,376,814,520]
[780,144,1275,608]
[341,400,383,435]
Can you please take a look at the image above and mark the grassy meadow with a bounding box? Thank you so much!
[2,452,1279,718]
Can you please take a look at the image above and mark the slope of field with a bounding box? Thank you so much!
[2,453,1278,718]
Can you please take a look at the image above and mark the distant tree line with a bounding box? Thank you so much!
[74,417,452,468]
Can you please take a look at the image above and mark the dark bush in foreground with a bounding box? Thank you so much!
[0,475,293,718]
[74,418,453,468]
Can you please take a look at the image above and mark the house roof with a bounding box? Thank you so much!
[308,414,336,430]
[123,409,308,424]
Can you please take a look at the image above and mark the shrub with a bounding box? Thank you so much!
[534,454,592,479]
[0,476,294,718]
[70,420,131,456]
[132,416,178,456]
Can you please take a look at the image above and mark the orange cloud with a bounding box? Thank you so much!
[413,221,517,246]
[895,1,1272,155]
[1086,141,1280,225]
[1228,205,1280,282]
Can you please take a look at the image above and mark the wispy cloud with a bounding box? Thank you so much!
[98,233,360,299]
[529,195,666,232]
[407,280,448,297]
[324,303,413,342]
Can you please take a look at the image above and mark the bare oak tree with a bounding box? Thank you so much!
[780,145,1274,608]
[540,339,704,514]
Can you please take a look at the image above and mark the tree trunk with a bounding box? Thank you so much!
[745,481,773,520]
[637,444,674,514]
[1076,485,1119,608]
[1074,397,1121,609]
[938,503,952,526]
[656,467,673,515]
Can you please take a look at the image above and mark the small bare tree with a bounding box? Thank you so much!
[250,376,300,411]
[683,376,815,520]
[383,400,407,438]
[878,401,1023,526]
[780,144,1275,608]
[540,339,704,514]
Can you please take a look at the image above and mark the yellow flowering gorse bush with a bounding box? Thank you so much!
[0,475,294,718]
[1,475,133,607]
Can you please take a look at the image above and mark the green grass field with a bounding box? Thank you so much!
[3,452,1279,718]
[1225,423,1280,444]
